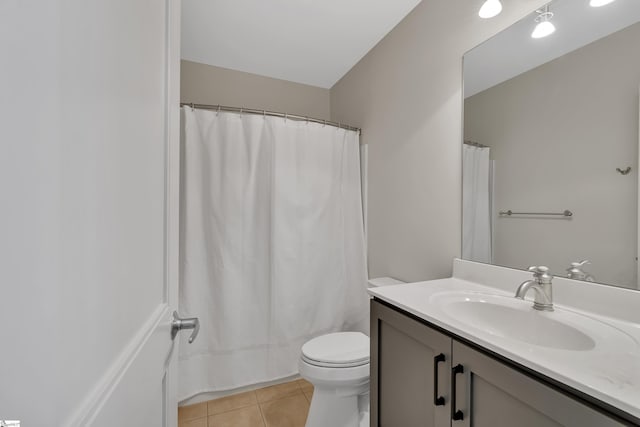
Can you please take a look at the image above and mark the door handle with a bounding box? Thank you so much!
[433,353,446,406]
[451,364,464,421]
[171,311,200,343]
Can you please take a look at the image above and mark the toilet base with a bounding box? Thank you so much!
[305,387,370,427]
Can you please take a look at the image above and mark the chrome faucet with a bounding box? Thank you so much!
[566,260,594,282]
[515,266,554,311]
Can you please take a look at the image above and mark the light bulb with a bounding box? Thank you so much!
[479,0,503,18]
[531,20,556,38]
[590,0,616,6]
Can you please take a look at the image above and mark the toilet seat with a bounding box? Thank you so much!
[302,354,369,368]
[299,332,371,427]
[301,332,369,368]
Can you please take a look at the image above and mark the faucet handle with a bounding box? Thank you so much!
[570,260,591,267]
[527,266,553,282]
[528,265,549,274]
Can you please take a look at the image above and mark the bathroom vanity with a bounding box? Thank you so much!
[368,260,640,427]
[438,1,640,424]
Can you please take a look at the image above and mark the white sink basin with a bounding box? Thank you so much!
[431,291,638,352]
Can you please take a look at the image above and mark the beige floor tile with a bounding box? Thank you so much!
[302,389,313,403]
[208,405,265,427]
[179,402,208,422]
[295,379,314,393]
[208,390,258,416]
[179,417,207,427]
[255,381,301,403]
[260,394,310,427]
[296,378,313,388]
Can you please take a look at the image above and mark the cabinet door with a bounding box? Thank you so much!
[451,340,626,427]
[371,300,451,427]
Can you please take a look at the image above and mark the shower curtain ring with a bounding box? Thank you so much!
[216,105,220,116]
[263,110,266,118]
[285,113,288,122]
[239,107,243,117]
[190,103,194,111]
[323,120,326,127]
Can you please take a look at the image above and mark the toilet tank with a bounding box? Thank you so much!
[367,277,405,288]
[361,277,405,335]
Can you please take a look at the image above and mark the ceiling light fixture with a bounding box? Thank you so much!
[590,0,616,7]
[531,5,556,39]
[479,0,503,18]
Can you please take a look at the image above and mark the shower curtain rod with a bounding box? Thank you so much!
[181,103,361,133]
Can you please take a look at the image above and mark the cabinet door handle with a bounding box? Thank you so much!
[451,364,464,421]
[433,353,446,406]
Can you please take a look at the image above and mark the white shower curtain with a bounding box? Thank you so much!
[462,144,492,263]
[178,107,369,401]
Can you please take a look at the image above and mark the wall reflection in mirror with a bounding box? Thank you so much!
[462,0,640,289]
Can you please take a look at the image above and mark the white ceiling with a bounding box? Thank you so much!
[464,0,640,98]
[181,0,422,89]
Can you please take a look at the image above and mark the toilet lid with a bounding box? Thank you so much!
[302,332,370,367]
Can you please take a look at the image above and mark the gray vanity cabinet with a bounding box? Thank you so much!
[371,299,451,427]
[452,341,623,427]
[371,299,627,427]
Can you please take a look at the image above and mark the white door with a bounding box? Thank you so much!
[0,1,183,426]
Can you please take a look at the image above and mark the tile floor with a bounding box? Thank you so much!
[178,379,314,427]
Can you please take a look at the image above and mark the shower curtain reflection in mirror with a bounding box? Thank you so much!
[463,143,493,264]
[178,107,369,401]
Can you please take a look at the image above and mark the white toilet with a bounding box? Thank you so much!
[298,276,405,427]
[299,331,370,427]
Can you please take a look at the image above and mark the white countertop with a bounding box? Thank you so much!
[368,272,640,421]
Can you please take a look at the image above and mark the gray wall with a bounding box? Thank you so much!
[180,0,550,283]
[329,0,548,282]
[465,23,640,288]
[181,60,331,120]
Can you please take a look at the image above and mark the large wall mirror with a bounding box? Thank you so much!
[462,0,640,290]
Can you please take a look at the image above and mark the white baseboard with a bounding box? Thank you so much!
[179,374,302,407]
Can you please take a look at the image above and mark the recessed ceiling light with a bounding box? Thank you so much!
[531,6,556,39]
[479,0,503,18]
[590,0,616,7]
